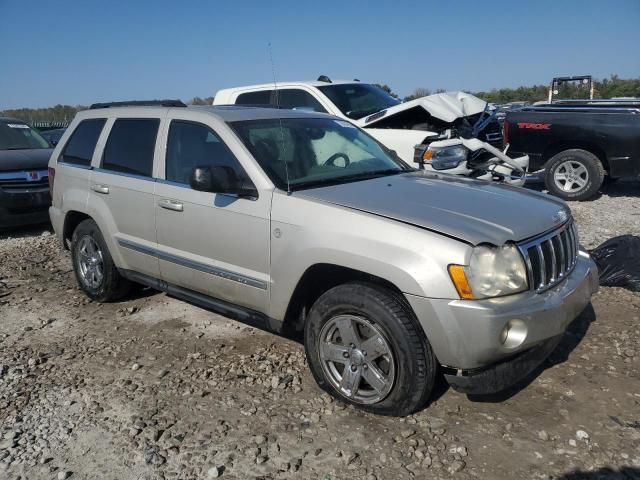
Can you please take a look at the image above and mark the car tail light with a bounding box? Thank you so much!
[503,120,510,145]
[48,167,55,192]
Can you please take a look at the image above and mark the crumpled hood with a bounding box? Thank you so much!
[296,171,570,246]
[0,148,52,171]
[357,91,489,127]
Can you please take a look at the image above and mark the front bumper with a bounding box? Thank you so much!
[443,334,563,394]
[0,187,51,229]
[405,251,598,381]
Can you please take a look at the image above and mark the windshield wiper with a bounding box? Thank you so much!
[347,108,383,120]
[293,169,406,190]
[4,147,31,150]
[345,168,406,179]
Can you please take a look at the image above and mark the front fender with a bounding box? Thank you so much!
[268,192,469,320]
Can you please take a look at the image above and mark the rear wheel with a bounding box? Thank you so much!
[71,219,132,302]
[544,149,604,201]
[304,282,437,416]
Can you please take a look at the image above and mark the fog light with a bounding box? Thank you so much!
[499,319,527,349]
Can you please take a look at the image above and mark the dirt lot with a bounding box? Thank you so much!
[1,181,639,480]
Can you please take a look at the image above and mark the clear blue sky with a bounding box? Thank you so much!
[1,0,639,109]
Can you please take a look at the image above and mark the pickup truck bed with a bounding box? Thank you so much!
[505,102,640,200]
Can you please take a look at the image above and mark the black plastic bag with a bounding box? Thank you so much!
[590,235,640,292]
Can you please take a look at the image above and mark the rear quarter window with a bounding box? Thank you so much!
[235,90,273,105]
[60,119,106,166]
[102,119,160,177]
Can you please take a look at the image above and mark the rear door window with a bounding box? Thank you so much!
[102,119,159,177]
[276,89,327,113]
[60,119,106,166]
[235,90,273,105]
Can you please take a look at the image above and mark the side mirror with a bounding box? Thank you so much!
[189,166,256,198]
[50,140,59,146]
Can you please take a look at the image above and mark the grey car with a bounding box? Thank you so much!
[48,102,598,416]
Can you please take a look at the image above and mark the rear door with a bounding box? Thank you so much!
[87,115,163,278]
[154,115,271,314]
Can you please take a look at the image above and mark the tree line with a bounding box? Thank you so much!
[404,74,640,104]
[2,75,638,124]
[0,97,216,125]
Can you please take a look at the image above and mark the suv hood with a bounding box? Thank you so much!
[296,171,569,246]
[0,148,52,171]
[356,91,489,128]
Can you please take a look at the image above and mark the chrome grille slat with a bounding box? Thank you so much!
[518,220,579,293]
[568,224,576,265]
[535,244,546,288]
[561,229,569,272]
[557,231,566,278]
[548,239,557,282]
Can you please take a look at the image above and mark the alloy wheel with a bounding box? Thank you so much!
[553,160,589,192]
[318,314,395,404]
[77,235,104,289]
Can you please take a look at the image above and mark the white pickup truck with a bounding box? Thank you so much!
[213,77,529,185]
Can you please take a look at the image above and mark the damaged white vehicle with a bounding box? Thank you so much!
[213,77,529,185]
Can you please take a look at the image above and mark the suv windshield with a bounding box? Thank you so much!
[231,117,410,191]
[317,84,401,120]
[0,121,51,150]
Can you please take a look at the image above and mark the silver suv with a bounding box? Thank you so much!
[48,101,599,416]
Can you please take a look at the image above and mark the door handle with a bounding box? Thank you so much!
[158,198,184,212]
[91,184,109,194]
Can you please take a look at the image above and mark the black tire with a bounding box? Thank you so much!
[544,149,604,201]
[304,282,437,416]
[71,219,132,302]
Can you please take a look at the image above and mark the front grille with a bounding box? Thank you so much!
[0,171,49,192]
[518,221,579,293]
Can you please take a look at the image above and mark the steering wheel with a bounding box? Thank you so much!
[324,153,351,167]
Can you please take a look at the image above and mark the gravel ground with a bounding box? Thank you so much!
[1,181,639,480]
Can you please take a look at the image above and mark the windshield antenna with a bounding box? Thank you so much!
[268,42,291,194]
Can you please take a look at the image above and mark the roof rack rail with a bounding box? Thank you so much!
[89,99,186,109]
[219,104,285,109]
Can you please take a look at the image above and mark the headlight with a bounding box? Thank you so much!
[448,244,528,299]
[424,145,468,170]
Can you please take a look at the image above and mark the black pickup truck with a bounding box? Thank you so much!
[504,100,640,200]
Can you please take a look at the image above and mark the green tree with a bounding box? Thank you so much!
[472,75,640,104]
[404,87,431,101]
[189,96,215,105]
[374,84,399,99]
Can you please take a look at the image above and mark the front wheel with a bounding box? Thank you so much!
[304,282,437,416]
[544,149,604,201]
